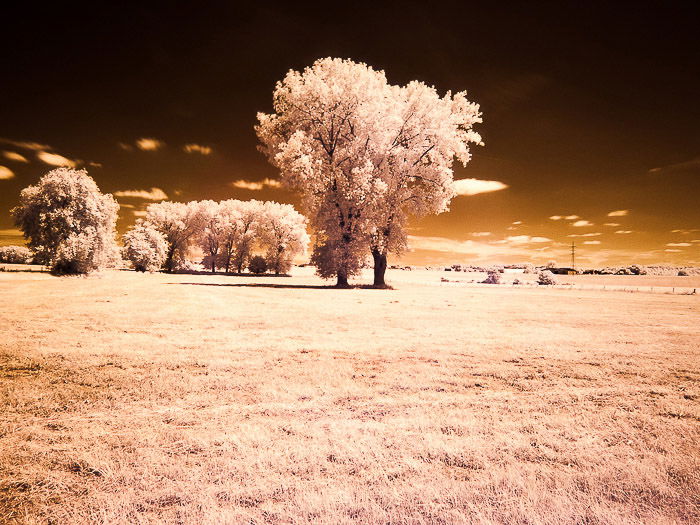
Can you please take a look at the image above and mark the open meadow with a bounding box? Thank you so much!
[1,267,699,524]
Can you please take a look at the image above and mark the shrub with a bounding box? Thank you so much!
[512,278,522,285]
[537,270,557,285]
[629,264,647,275]
[0,245,33,264]
[482,271,501,284]
[248,255,268,274]
[678,269,689,276]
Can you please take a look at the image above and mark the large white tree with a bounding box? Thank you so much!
[12,168,120,274]
[256,57,482,286]
[143,201,204,272]
[257,201,309,275]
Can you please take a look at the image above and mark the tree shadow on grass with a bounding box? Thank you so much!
[166,282,338,290]
[166,282,395,290]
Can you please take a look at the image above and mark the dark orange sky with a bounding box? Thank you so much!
[1,2,698,267]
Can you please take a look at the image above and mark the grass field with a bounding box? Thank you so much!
[1,268,699,524]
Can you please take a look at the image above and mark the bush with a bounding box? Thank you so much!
[678,269,689,276]
[248,255,268,274]
[512,278,522,285]
[537,270,558,285]
[0,245,33,264]
[482,271,501,284]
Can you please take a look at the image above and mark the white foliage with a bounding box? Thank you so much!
[256,57,482,282]
[256,201,309,274]
[0,245,33,264]
[142,201,205,272]
[11,168,119,274]
[537,270,558,285]
[122,223,168,272]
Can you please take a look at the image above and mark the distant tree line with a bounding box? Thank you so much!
[124,199,309,275]
[10,168,308,276]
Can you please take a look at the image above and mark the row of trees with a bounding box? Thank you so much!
[255,57,482,287]
[123,199,309,274]
[11,168,308,275]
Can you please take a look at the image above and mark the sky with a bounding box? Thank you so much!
[1,2,698,267]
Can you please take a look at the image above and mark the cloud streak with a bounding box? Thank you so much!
[3,151,29,163]
[37,151,77,168]
[230,178,282,191]
[183,144,212,155]
[0,166,15,180]
[136,138,165,151]
[607,209,629,217]
[453,178,508,196]
[114,187,168,200]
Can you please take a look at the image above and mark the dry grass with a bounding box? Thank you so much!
[1,268,699,524]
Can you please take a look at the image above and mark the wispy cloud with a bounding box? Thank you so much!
[37,151,77,168]
[230,178,282,191]
[503,235,552,244]
[607,209,629,217]
[114,187,168,201]
[0,166,14,180]
[549,214,579,221]
[568,232,602,237]
[183,144,212,155]
[572,220,593,227]
[604,222,620,227]
[133,210,148,217]
[583,240,601,245]
[470,232,491,237]
[136,138,165,151]
[2,151,29,163]
[0,228,22,236]
[670,228,700,234]
[615,230,633,234]
[453,178,508,196]
[666,242,692,247]
[665,249,682,253]
[0,138,51,151]
[648,157,700,175]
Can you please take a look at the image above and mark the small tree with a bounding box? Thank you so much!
[248,255,268,274]
[537,270,558,285]
[482,270,501,284]
[257,201,309,275]
[546,260,557,269]
[12,168,119,274]
[229,200,262,273]
[197,200,224,272]
[122,222,168,272]
[143,201,203,272]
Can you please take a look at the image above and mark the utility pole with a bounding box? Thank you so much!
[571,241,575,270]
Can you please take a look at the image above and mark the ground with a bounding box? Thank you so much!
[1,267,699,524]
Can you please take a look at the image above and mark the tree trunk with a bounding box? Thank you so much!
[336,268,349,287]
[165,245,177,273]
[372,248,388,287]
[211,258,216,273]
